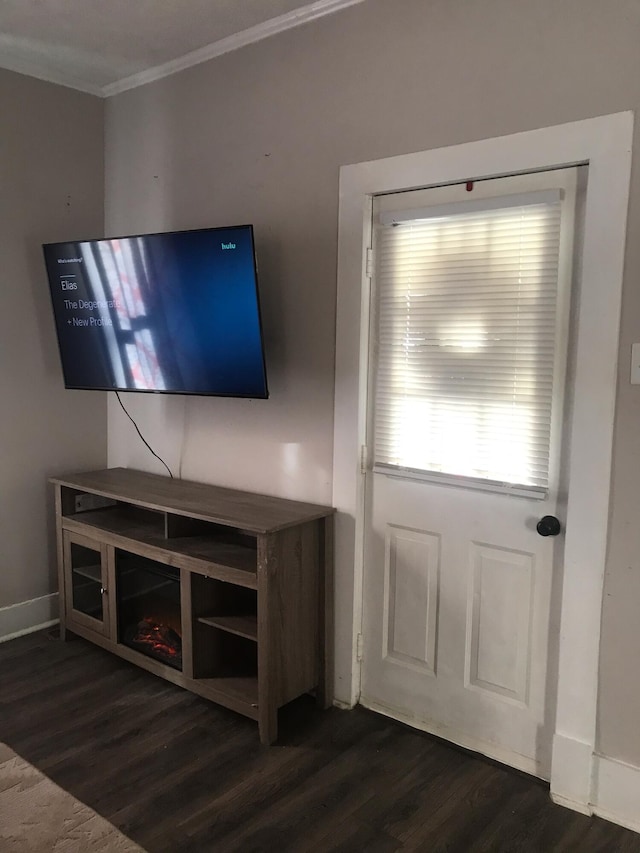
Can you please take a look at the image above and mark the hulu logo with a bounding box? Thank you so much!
[221,242,236,250]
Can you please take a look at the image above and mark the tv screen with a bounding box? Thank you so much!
[43,225,268,398]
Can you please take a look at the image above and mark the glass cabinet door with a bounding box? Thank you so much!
[63,531,110,636]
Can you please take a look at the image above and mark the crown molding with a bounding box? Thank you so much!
[102,0,365,97]
[0,53,104,97]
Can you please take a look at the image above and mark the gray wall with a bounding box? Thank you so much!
[105,0,640,765]
[0,70,107,613]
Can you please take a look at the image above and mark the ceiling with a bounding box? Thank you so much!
[0,0,363,97]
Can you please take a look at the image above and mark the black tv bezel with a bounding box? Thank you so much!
[43,224,269,399]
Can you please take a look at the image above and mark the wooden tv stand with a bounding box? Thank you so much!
[50,467,334,744]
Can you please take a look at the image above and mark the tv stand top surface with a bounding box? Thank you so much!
[50,467,334,535]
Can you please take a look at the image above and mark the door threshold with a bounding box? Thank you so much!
[360,695,548,782]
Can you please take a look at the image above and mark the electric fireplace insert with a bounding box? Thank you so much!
[116,552,182,670]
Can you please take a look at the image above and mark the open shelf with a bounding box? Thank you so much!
[191,576,257,633]
[192,623,257,682]
[196,676,259,710]
[63,506,258,589]
[197,614,258,642]
[66,505,164,539]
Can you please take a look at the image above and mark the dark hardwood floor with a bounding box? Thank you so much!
[1,629,638,852]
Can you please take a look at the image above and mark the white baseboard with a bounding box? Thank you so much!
[0,593,59,643]
[550,733,594,814]
[333,697,356,711]
[592,754,640,834]
[550,792,593,816]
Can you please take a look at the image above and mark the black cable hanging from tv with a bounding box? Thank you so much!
[115,391,174,479]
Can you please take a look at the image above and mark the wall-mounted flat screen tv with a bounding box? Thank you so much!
[43,225,268,398]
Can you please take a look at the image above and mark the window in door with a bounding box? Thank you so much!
[371,170,576,497]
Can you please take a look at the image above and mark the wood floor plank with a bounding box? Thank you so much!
[203,727,401,850]
[1,628,639,852]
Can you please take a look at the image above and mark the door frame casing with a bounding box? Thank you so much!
[332,112,633,813]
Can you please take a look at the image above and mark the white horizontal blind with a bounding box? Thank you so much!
[372,196,563,492]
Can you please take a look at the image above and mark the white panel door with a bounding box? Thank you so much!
[361,169,578,779]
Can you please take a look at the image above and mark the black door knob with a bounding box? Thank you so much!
[537,515,561,537]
